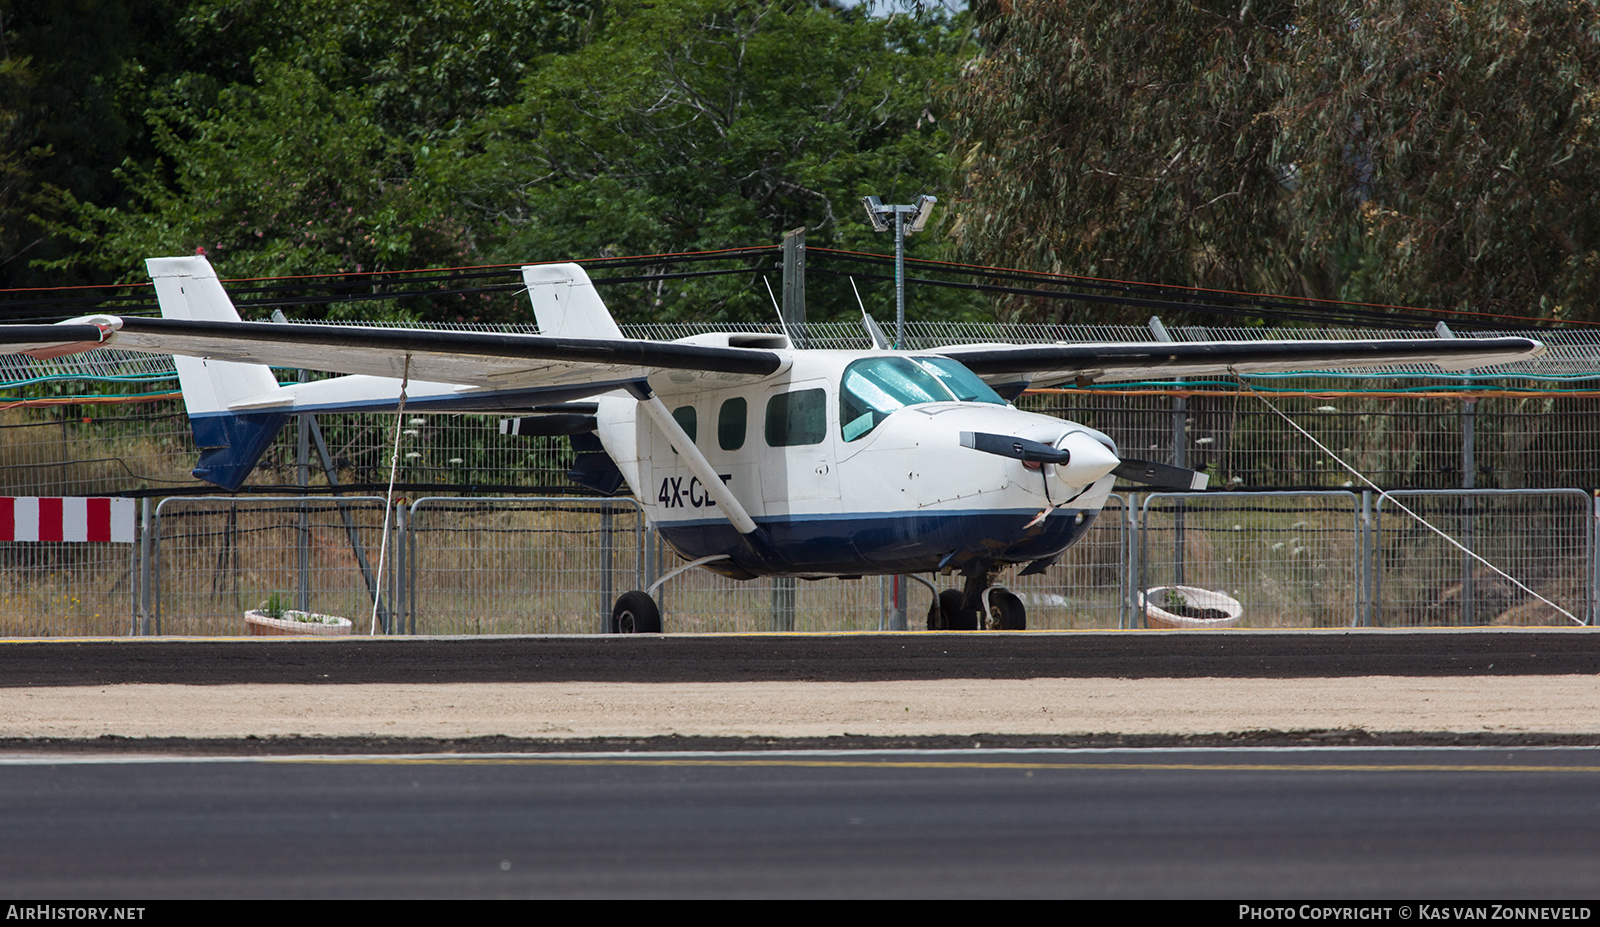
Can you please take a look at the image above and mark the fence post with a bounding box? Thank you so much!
[1123,494,1138,629]
[1360,490,1373,627]
[149,499,162,635]
[137,497,153,636]
[407,501,419,635]
[600,500,614,634]
[1587,489,1600,627]
[395,502,407,635]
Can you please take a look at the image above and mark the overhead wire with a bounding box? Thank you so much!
[0,242,1586,332]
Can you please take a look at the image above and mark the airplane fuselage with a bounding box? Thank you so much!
[594,348,1120,580]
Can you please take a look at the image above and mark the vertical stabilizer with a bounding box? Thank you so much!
[522,263,625,340]
[146,256,288,490]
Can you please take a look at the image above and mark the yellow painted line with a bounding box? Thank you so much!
[272,756,1600,773]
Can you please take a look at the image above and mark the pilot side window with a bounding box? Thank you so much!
[839,356,1005,442]
[718,397,747,450]
[669,404,697,454]
[764,389,826,447]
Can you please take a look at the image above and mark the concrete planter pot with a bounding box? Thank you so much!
[244,609,353,637]
[1139,585,1243,629]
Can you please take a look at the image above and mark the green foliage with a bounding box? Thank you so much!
[51,62,467,288]
[952,0,1600,324]
[23,0,978,324]
[436,0,976,323]
[1280,0,1600,321]
[951,0,1300,322]
[32,0,600,296]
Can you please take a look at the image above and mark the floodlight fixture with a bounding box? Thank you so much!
[861,196,890,233]
[908,194,938,234]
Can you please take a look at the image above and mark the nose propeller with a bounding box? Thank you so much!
[1111,458,1210,491]
[960,431,1209,491]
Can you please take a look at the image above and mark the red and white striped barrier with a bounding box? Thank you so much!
[0,498,137,543]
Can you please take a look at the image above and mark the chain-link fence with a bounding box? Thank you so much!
[151,496,395,636]
[404,497,644,635]
[1138,491,1365,629]
[0,538,138,636]
[1,488,1594,635]
[1372,489,1593,627]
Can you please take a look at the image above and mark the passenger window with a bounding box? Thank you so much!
[669,405,697,454]
[718,397,747,450]
[765,389,826,447]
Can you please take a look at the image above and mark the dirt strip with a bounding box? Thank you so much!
[4,675,1597,741]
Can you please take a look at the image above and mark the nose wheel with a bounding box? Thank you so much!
[927,578,1026,631]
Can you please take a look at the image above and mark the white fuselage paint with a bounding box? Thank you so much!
[593,349,1119,574]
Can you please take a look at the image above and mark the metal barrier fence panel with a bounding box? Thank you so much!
[1372,489,1593,627]
[1139,492,1363,628]
[996,494,1129,629]
[652,570,887,633]
[646,495,1129,631]
[0,540,137,636]
[406,497,644,635]
[154,497,393,635]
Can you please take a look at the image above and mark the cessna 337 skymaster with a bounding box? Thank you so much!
[0,255,1546,631]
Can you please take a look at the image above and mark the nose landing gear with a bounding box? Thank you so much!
[926,571,1027,631]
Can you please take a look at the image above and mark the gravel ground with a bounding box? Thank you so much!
[3,675,1596,743]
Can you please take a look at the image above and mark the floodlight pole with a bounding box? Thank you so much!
[862,194,936,630]
[893,207,906,349]
[861,195,936,350]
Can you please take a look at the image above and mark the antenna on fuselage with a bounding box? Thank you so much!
[850,277,891,350]
[761,276,795,349]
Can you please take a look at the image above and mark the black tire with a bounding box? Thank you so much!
[941,588,979,631]
[612,590,662,633]
[987,589,1026,631]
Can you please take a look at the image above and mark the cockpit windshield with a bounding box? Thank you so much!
[840,356,1006,442]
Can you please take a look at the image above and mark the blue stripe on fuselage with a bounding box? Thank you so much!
[657,507,1100,578]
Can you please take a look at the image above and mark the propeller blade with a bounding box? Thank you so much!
[1113,458,1210,491]
[959,431,1071,464]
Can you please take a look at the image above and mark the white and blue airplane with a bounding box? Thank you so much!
[0,255,1545,631]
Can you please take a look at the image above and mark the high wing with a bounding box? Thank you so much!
[0,256,782,409]
[0,255,787,490]
[67,315,781,392]
[933,338,1547,388]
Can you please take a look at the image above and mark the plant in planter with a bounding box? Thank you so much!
[1142,584,1243,628]
[245,593,353,636]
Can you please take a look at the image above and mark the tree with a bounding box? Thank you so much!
[437,0,975,324]
[33,0,599,301]
[1280,0,1600,322]
[948,0,1300,323]
[950,0,1600,325]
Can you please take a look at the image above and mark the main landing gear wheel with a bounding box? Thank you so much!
[927,588,963,630]
[929,588,978,631]
[985,589,1026,631]
[612,590,662,633]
